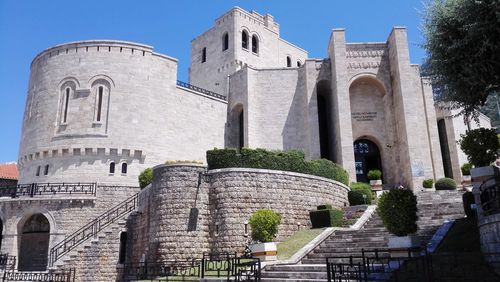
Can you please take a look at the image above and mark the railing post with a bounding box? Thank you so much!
[326,258,331,282]
[30,183,35,198]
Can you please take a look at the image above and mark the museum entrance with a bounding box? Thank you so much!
[354,139,382,183]
[18,214,50,271]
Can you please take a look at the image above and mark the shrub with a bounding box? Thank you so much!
[348,182,373,206]
[138,168,153,189]
[367,170,382,180]
[461,163,472,176]
[206,148,349,185]
[422,179,434,189]
[435,177,457,190]
[248,209,282,243]
[459,128,499,167]
[309,208,343,228]
[377,188,418,236]
[462,191,476,218]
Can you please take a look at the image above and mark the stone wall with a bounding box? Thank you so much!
[127,164,349,262]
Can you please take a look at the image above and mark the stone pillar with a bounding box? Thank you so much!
[152,164,210,260]
[327,29,356,182]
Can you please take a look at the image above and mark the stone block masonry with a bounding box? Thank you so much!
[127,164,349,262]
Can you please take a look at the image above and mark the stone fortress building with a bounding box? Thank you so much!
[0,6,491,281]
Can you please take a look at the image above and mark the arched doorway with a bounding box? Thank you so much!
[18,214,50,271]
[228,104,244,149]
[354,139,382,183]
[317,80,333,160]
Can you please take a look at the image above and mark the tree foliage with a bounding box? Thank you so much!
[377,188,418,237]
[422,0,500,115]
[248,209,282,243]
[459,128,499,167]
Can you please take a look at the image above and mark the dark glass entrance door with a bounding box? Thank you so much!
[354,139,382,183]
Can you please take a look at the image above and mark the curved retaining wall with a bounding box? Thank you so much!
[128,164,349,261]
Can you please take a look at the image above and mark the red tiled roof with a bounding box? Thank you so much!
[0,163,18,180]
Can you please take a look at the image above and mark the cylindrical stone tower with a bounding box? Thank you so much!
[18,40,178,185]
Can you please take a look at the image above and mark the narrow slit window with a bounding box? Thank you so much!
[36,166,40,176]
[121,163,127,174]
[242,31,248,49]
[201,47,207,63]
[118,232,127,264]
[287,56,292,67]
[109,162,115,174]
[63,88,70,123]
[96,86,103,122]
[44,165,49,176]
[222,32,229,51]
[297,61,301,67]
[252,35,259,53]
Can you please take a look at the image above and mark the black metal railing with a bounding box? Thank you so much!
[2,269,75,282]
[0,254,15,271]
[49,193,139,266]
[326,249,500,282]
[0,183,97,198]
[176,80,227,101]
[118,253,260,281]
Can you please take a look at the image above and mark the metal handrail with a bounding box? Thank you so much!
[2,268,75,282]
[176,80,227,101]
[0,183,97,198]
[49,193,139,266]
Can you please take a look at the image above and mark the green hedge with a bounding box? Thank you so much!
[249,209,282,242]
[422,179,434,189]
[367,170,382,180]
[377,188,418,236]
[435,177,457,190]
[309,208,343,228]
[348,182,373,206]
[206,148,349,185]
[138,168,153,189]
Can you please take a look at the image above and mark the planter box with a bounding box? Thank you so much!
[249,242,277,261]
[370,180,383,191]
[387,235,421,258]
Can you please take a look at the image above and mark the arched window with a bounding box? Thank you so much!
[18,214,50,271]
[242,31,248,49]
[252,35,259,54]
[222,32,229,51]
[297,61,301,67]
[109,162,115,174]
[43,165,49,176]
[118,232,128,264]
[96,86,103,122]
[201,47,207,63]
[121,163,128,174]
[63,87,70,123]
[287,56,292,67]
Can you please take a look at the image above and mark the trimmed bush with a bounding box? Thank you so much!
[206,148,349,185]
[309,208,343,228]
[138,168,153,189]
[422,179,434,189]
[317,204,332,210]
[435,177,457,190]
[248,209,282,243]
[367,170,382,180]
[348,182,373,206]
[462,191,476,218]
[461,163,472,176]
[377,188,418,236]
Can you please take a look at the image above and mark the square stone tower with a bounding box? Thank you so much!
[189,7,307,96]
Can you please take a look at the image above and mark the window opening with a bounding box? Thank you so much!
[109,162,115,174]
[202,47,207,63]
[121,163,128,174]
[63,88,70,123]
[252,35,259,53]
[242,31,248,49]
[96,86,103,122]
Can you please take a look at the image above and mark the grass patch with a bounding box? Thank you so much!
[436,218,480,252]
[278,228,326,260]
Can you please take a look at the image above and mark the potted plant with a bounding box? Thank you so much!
[377,187,420,257]
[422,179,434,189]
[461,163,472,187]
[248,209,282,261]
[367,169,382,191]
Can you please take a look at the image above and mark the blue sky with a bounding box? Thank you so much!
[0,0,428,163]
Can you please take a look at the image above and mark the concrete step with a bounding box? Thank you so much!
[261,271,327,279]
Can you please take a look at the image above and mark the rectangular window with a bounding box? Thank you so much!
[44,165,49,176]
[202,47,207,63]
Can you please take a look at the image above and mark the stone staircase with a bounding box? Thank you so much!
[261,190,466,282]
